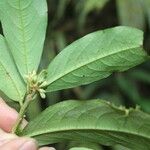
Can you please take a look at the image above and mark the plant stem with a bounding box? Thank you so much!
[11,93,35,134]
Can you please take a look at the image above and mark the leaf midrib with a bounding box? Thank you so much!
[18,0,28,74]
[24,127,150,140]
[48,46,143,86]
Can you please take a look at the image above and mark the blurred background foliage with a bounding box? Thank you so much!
[1,0,150,150]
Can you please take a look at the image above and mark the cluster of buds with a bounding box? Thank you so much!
[25,70,48,99]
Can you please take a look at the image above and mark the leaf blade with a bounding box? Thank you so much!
[0,0,47,77]
[46,26,148,92]
[21,100,150,150]
[0,35,25,102]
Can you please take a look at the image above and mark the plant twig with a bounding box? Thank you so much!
[11,93,35,134]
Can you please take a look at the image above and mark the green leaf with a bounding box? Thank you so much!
[0,35,25,102]
[113,145,131,150]
[0,0,47,77]
[116,0,145,29]
[46,26,148,92]
[21,100,150,150]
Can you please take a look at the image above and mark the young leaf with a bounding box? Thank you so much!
[21,100,150,150]
[0,0,47,77]
[46,26,148,92]
[0,35,25,102]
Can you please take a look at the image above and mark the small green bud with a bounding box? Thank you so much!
[40,92,46,99]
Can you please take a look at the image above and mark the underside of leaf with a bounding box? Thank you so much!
[46,26,148,92]
[0,0,47,78]
[21,100,150,150]
[0,35,25,102]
